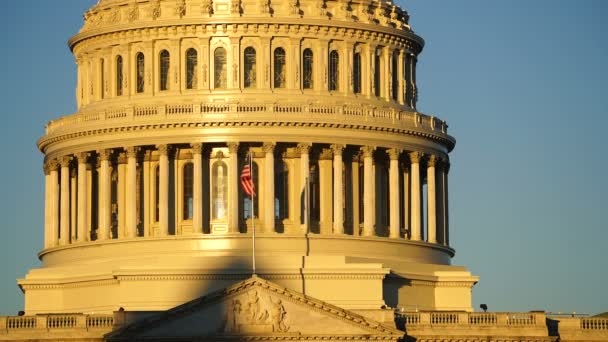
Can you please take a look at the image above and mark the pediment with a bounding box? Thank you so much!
[106,275,402,341]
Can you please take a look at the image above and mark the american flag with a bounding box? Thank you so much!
[240,153,255,197]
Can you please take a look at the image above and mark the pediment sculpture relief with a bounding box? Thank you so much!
[224,289,291,334]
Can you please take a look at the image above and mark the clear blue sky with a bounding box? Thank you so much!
[0,1,606,315]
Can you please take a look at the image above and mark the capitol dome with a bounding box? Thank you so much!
[21,0,477,316]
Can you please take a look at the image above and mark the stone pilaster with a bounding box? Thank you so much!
[97,149,112,240]
[76,152,89,242]
[227,142,239,233]
[59,156,73,245]
[125,147,139,238]
[426,155,437,244]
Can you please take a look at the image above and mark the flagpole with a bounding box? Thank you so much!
[250,151,256,275]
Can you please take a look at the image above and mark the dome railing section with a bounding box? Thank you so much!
[44,101,448,139]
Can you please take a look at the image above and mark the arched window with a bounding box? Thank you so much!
[159,50,170,91]
[329,50,339,91]
[155,166,160,222]
[302,49,313,89]
[273,47,286,88]
[136,52,145,93]
[244,47,257,88]
[116,56,123,96]
[212,160,228,219]
[374,49,381,97]
[353,52,361,94]
[243,162,259,220]
[186,48,198,89]
[214,47,227,89]
[183,163,194,220]
[275,162,289,220]
[392,51,399,101]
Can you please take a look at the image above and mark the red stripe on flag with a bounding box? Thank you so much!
[240,161,255,197]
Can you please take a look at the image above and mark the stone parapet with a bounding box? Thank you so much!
[0,314,112,341]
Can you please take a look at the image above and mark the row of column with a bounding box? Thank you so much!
[43,143,449,248]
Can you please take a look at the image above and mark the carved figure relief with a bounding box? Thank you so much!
[127,4,139,22]
[150,0,161,20]
[107,8,121,23]
[230,0,241,15]
[175,0,187,17]
[201,0,213,16]
[224,290,290,333]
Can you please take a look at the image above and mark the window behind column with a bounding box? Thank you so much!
[273,47,286,88]
[155,166,160,222]
[302,48,313,89]
[275,162,289,220]
[183,163,194,220]
[159,50,170,91]
[186,48,198,89]
[353,52,361,94]
[244,47,257,88]
[329,50,339,91]
[116,55,123,96]
[374,49,381,97]
[111,168,118,238]
[100,58,105,99]
[214,47,227,89]
[136,52,145,93]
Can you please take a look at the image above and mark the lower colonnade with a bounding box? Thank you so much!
[42,142,450,249]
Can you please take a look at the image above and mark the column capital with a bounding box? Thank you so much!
[427,154,437,168]
[262,142,276,153]
[330,144,345,155]
[75,152,90,163]
[387,148,401,160]
[117,152,128,164]
[296,143,311,154]
[408,151,421,164]
[156,144,170,156]
[190,143,203,154]
[60,156,73,168]
[97,149,112,161]
[360,146,375,158]
[227,142,239,154]
[319,148,333,160]
[46,159,60,173]
[125,146,140,158]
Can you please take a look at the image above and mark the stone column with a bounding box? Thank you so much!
[427,155,437,244]
[361,146,375,236]
[388,148,401,239]
[59,156,72,245]
[157,145,169,236]
[191,143,203,234]
[297,143,311,232]
[228,142,239,233]
[125,147,138,238]
[48,160,60,247]
[409,152,422,241]
[97,149,111,240]
[442,159,450,246]
[318,148,333,234]
[332,144,345,234]
[76,153,88,242]
[263,142,275,233]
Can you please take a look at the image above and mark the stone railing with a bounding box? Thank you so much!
[0,314,113,335]
[44,102,449,138]
[396,311,548,337]
[397,312,608,341]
